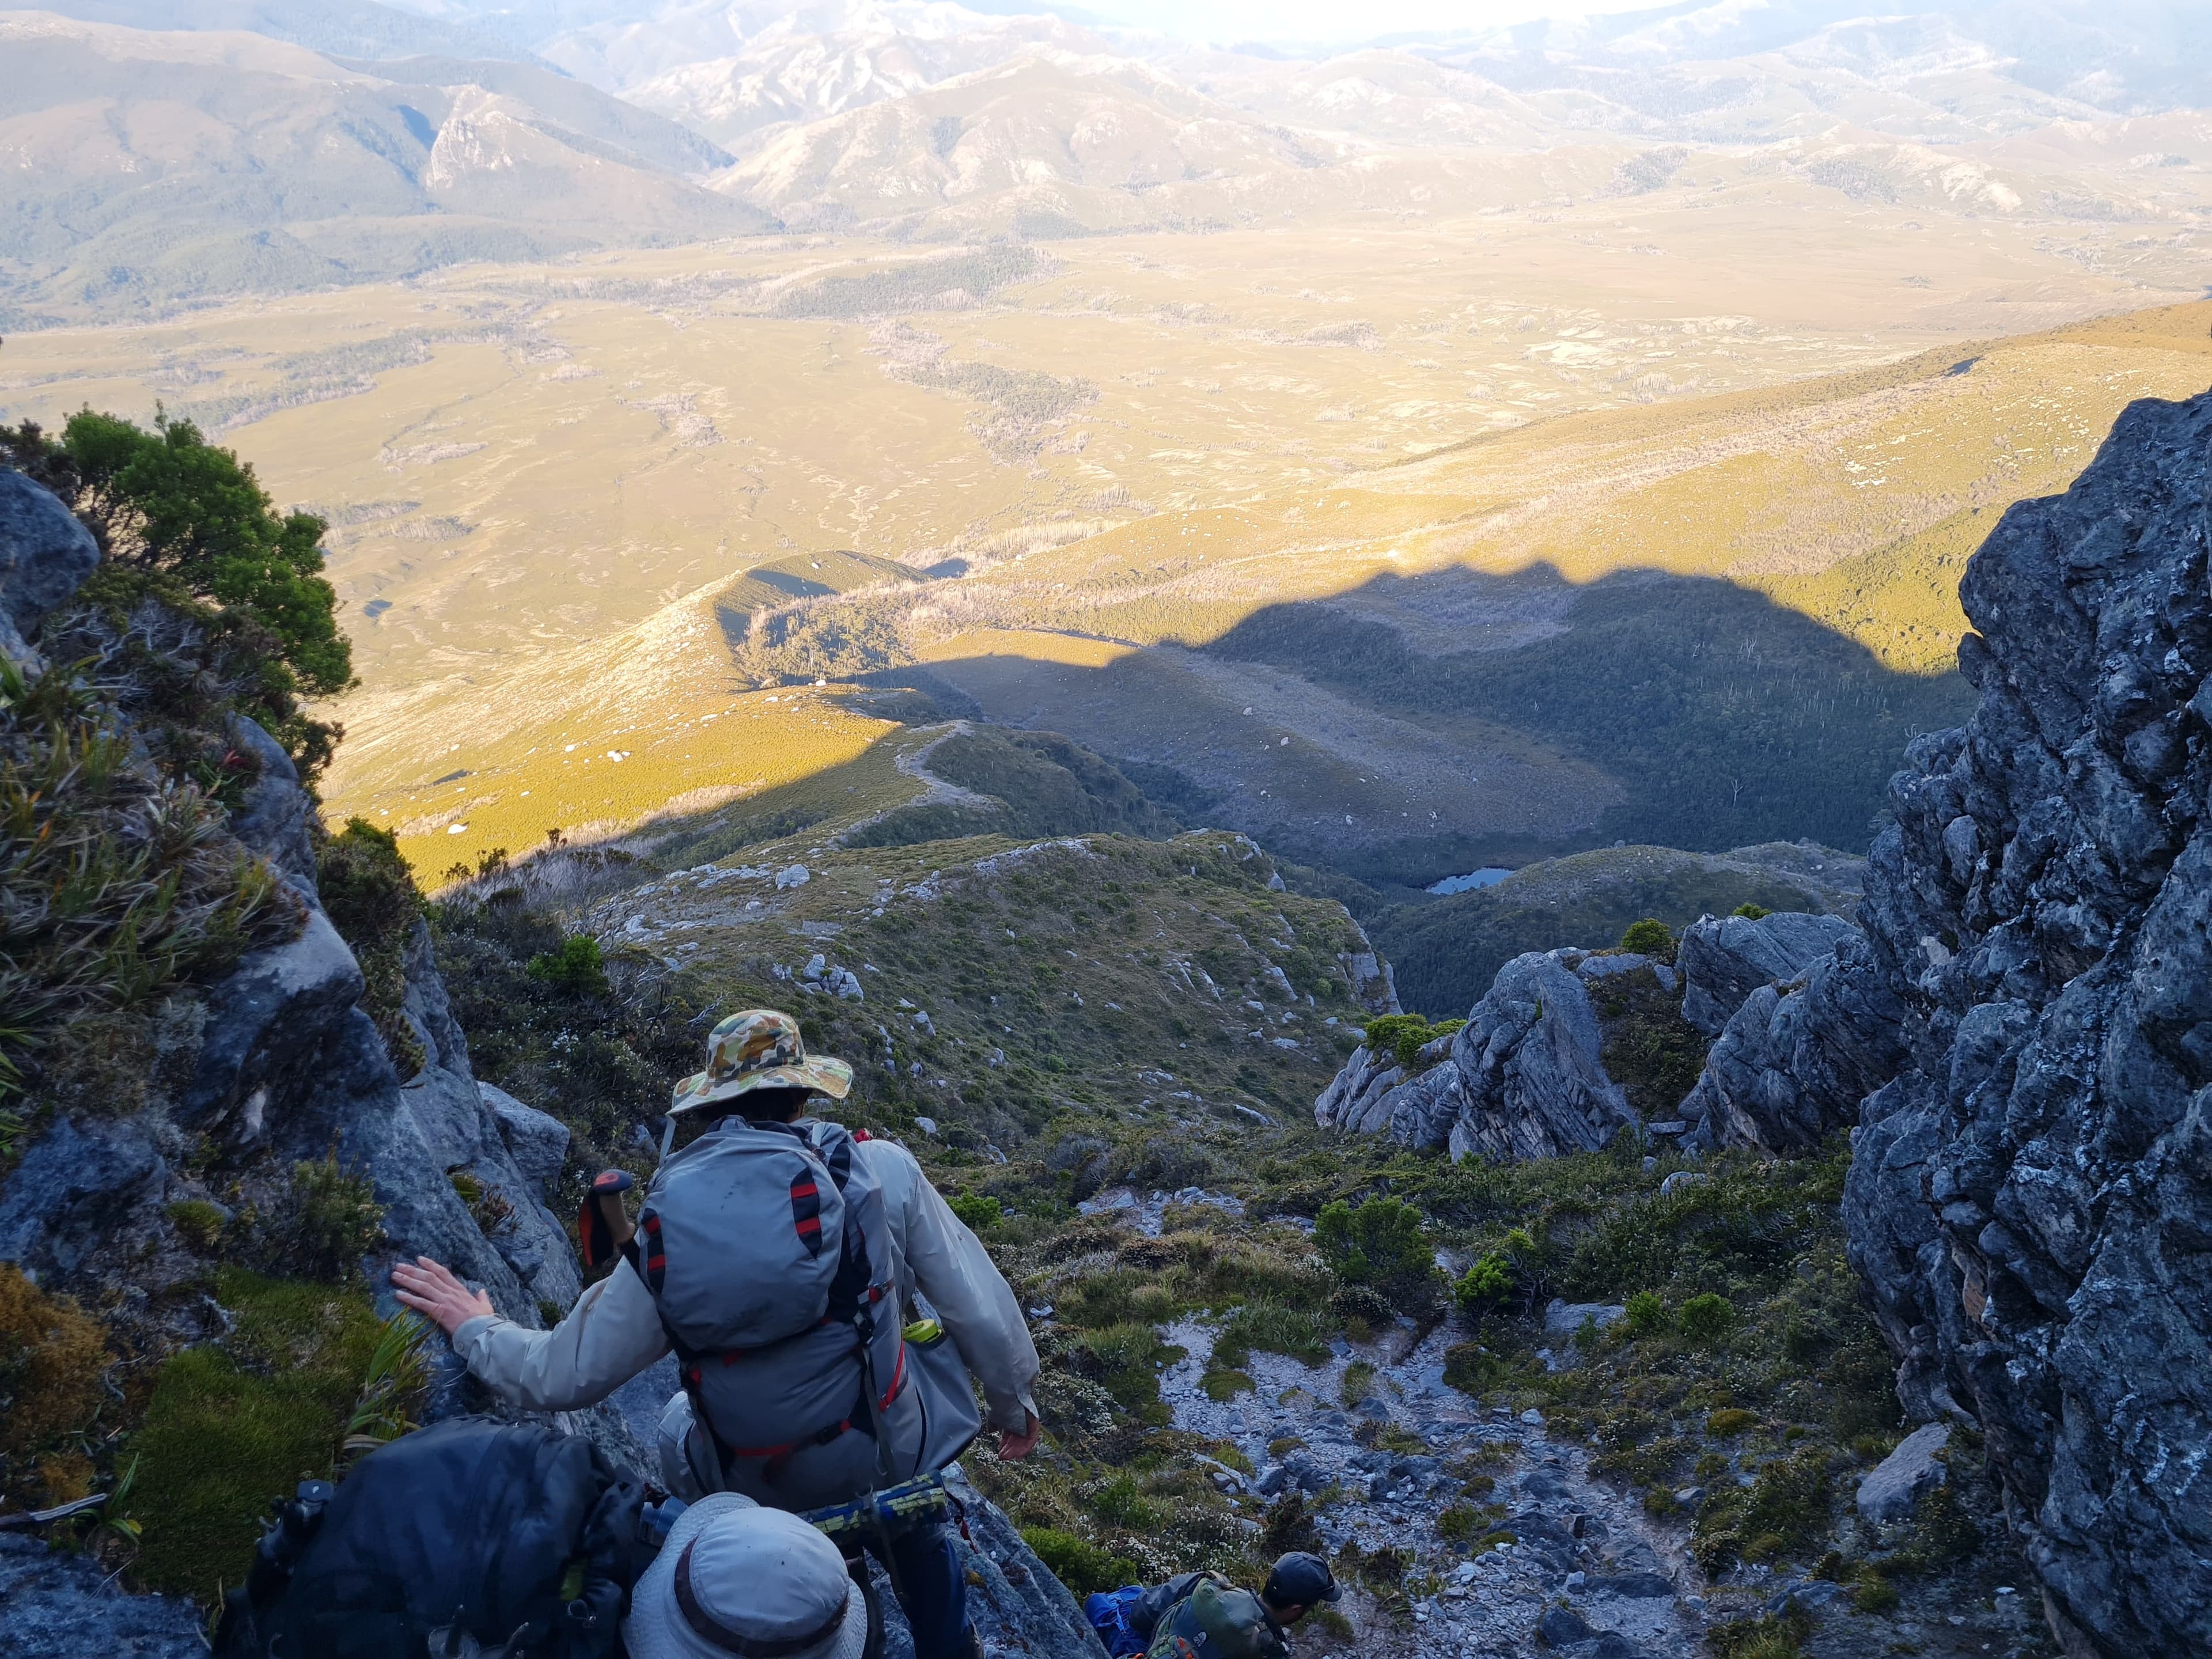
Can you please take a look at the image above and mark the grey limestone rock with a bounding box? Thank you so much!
[869,1466,1105,1659]
[1797,389,2212,1656]
[1677,933,1911,1154]
[482,1081,571,1202]
[0,1534,204,1659]
[0,1113,167,1281]
[1444,952,1633,1163]
[1677,910,1859,1037]
[222,713,318,898]
[1311,1041,1403,1132]
[1544,1300,1628,1341]
[1314,949,1646,1161]
[179,905,366,1139]
[1855,1422,1950,1525]
[0,469,100,671]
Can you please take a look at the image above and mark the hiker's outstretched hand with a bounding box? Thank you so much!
[997,1411,1041,1461]
[392,1256,494,1336]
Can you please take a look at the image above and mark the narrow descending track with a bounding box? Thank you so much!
[1156,1317,1709,1658]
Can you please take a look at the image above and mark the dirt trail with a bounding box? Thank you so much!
[1157,1315,1709,1659]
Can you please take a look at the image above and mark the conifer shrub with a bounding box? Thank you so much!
[527,932,611,995]
[268,1155,385,1280]
[1019,1527,1139,1596]
[949,1193,1004,1233]
[1619,918,1675,960]
[1679,1292,1736,1346]
[1315,1194,1437,1306]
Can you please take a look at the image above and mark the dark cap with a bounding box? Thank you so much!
[1263,1551,1340,1607]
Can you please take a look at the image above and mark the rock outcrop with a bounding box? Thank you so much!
[1660,394,2212,1656]
[1676,932,1911,1156]
[1834,392,2212,1658]
[1316,949,1650,1160]
[1676,910,1859,1037]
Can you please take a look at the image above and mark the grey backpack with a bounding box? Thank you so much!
[634,1118,974,1510]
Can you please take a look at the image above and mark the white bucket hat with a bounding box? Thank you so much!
[624,1494,869,1659]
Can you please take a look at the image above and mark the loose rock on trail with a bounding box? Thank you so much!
[1157,1312,1706,1659]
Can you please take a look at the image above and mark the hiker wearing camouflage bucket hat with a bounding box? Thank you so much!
[671,1008,854,1112]
[392,1003,1043,1659]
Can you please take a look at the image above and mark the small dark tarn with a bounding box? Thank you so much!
[1945,357,1980,376]
[429,769,471,785]
[362,599,392,619]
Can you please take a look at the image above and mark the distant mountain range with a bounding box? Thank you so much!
[0,9,763,321]
[3,0,2208,319]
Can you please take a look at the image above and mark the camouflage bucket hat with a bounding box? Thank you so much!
[671,1009,853,1112]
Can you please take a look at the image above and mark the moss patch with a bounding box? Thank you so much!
[126,1270,382,1600]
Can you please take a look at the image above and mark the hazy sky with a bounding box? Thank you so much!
[1075,0,1664,46]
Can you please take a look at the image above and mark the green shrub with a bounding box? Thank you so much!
[1359,1013,1464,1069]
[1315,1195,1433,1298]
[1623,1290,1668,1336]
[1619,918,1675,959]
[1707,1407,1759,1437]
[317,819,425,1074]
[1731,903,1772,921]
[949,1194,1003,1233]
[44,412,353,694]
[527,933,609,995]
[273,1156,384,1280]
[1442,1342,1507,1396]
[1454,1251,1517,1316]
[1679,1292,1735,1346]
[166,1200,228,1253]
[1021,1527,1141,1596]
[1435,1502,1481,1544]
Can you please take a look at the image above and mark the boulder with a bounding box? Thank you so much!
[1544,1300,1628,1342]
[179,906,366,1140]
[1855,1422,1950,1525]
[1444,953,1633,1163]
[0,469,100,670]
[1312,1042,1403,1132]
[1677,910,1858,1037]
[1317,952,1634,1161]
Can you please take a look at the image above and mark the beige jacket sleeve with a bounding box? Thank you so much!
[861,1137,1041,1434]
[450,1259,671,1412]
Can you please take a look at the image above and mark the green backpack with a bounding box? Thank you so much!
[1143,1575,1276,1659]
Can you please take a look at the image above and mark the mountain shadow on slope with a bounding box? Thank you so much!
[846,726,1187,847]
[1202,563,1975,874]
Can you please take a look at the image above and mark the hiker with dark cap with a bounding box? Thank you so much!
[393,1009,1041,1659]
[1087,1552,1340,1658]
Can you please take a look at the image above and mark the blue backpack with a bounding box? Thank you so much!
[1085,1585,1150,1658]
